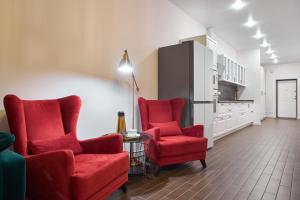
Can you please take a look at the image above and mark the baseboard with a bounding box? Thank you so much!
[266,114,276,118]
[213,123,253,141]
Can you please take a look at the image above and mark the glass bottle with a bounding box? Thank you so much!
[117,111,126,134]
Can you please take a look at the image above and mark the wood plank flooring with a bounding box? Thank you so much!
[108,118,300,200]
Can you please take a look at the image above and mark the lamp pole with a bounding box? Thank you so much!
[131,72,139,129]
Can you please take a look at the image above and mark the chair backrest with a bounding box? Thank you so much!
[4,95,81,156]
[138,97,185,131]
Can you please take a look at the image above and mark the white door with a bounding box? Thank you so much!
[277,80,297,118]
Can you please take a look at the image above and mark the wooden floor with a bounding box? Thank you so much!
[108,118,300,200]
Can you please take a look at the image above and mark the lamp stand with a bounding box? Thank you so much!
[131,72,139,130]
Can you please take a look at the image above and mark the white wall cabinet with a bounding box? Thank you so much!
[218,55,246,87]
[213,102,254,139]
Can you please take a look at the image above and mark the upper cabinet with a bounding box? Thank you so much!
[180,35,218,70]
[217,55,246,87]
[197,35,218,69]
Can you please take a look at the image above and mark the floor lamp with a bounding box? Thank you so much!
[118,50,140,130]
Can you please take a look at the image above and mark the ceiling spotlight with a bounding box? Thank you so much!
[231,0,247,10]
[273,58,279,64]
[270,54,278,59]
[253,29,264,39]
[266,48,274,54]
[260,39,270,48]
[244,16,257,28]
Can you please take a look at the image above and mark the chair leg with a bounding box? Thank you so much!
[200,160,207,169]
[121,183,128,192]
[154,165,161,176]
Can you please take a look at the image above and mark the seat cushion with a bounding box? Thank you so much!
[149,121,182,136]
[158,136,207,157]
[70,152,129,200]
[28,133,83,155]
[147,100,173,123]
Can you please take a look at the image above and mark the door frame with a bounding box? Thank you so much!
[276,79,298,119]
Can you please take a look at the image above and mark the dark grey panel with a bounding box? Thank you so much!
[158,42,194,127]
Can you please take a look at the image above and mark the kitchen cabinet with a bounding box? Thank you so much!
[180,35,218,70]
[217,55,246,87]
[213,102,254,139]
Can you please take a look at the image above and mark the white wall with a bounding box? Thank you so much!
[265,62,300,118]
[215,35,237,61]
[0,0,248,139]
[0,0,208,139]
[237,49,262,124]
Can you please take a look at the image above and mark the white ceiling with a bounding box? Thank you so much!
[170,0,300,65]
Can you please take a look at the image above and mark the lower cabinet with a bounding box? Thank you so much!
[213,102,254,139]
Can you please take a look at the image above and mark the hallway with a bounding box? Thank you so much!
[110,119,300,200]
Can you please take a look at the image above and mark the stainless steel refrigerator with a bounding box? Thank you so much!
[158,40,216,148]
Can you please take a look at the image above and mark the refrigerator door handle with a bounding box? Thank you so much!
[213,99,217,113]
[193,101,214,104]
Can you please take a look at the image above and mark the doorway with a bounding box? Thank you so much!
[276,79,297,119]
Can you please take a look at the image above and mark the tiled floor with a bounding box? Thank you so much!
[109,118,300,200]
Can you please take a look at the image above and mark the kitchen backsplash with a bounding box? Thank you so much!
[218,83,237,101]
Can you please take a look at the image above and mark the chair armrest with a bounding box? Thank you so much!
[0,132,15,152]
[79,134,123,154]
[182,125,204,137]
[143,128,160,141]
[25,150,75,200]
[142,128,160,163]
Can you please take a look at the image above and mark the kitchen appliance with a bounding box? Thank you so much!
[158,40,216,148]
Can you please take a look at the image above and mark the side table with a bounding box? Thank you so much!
[122,132,150,177]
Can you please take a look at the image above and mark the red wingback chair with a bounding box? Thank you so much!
[138,97,207,175]
[4,95,129,200]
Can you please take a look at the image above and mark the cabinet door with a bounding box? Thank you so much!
[226,58,230,80]
[233,63,235,82]
[213,117,219,136]
[236,63,238,83]
[240,110,247,125]
[229,60,233,81]
[223,56,227,80]
[241,67,244,85]
[218,103,228,114]
[207,37,218,68]
[248,103,254,123]
[232,104,240,128]
[217,114,227,135]
[217,55,225,80]
[243,67,246,85]
[219,56,227,80]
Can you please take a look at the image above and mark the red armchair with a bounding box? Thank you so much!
[138,97,207,175]
[4,95,129,200]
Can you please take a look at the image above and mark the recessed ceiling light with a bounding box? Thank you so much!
[231,0,247,10]
[260,39,270,48]
[270,54,278,59]
[273,58,279,64]
[266,48,274,54]
[253,29,264,39]
[244,16,257,28]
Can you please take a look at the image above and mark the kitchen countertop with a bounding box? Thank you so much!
[218,100,254,103]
